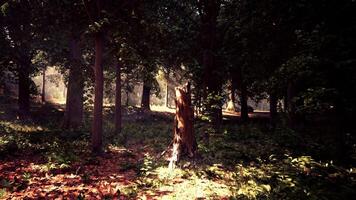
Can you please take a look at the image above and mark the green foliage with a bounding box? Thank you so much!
[0,188,6,198]
[138,154,155,177]
[45,150,77,170]
[120,120,172,150]
[0,103,355,199]
[201,92,225,121]
[22,172,31,182]
[298,87,337,114]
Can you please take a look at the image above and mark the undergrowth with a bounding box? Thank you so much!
[0,103,355,199]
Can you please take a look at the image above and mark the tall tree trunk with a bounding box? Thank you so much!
[270,92,278,126]
[141,80,151,110]
[124,78,130,106]
[235,66,249,123]
[18,60,30,118]
[63,37,84,129]
[200,0,222,132]
[126,88,129,106]
[240,83,249,122]
[169,83,196,169]
[226,82,236,111]
[41,67,46,104]
[92,32,104,154]
[165,81,169,108]
[115,61,122,134]
[283,95,288,112]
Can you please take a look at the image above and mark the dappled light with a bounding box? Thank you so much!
[1,0,356,199]
[1,102,355,198]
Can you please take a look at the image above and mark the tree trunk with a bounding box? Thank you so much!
[141,80,151,110]
[270,92,278,126]
[126,89,129,106]
[18,60,31,118]
[283,95,288,112]
[63,37,84,129]
[124,78,130,106]
[240,83,249,122]
[165,81,169,108]
[200,0,222,132]
[169,83,196,169]
[115,61,122,134]
[226,82,236,111]
[235,66,249,122]
[41,67,46,104]
[91,32,104,154]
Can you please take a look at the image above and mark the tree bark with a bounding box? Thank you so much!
[115,61,122,134]
[240,83,249,122]
[91,32,104,154]
[141,80,151,110]
[165,81,169,108]
[41,67,46,104]
[226,82,236,111]
[235,67,248,123]
[18,60,31,118]
[124,78,130,107]
[125,88,129,106]
[63,37,84,129]
[169,83,196,169]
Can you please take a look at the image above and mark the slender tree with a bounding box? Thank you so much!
[141,79,151,110]
[115,60,122,134]
[83,0,106,154]
[41,67,46,103]
[198,0,223,131]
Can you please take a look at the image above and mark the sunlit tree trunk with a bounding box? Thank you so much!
[169,83,196,169]
[165,81,169,108]
[41,67,46,104]
[92,32,104,154]
[115,61,122,134]
[226,81,236,111]
[164,70,170,108]
[63,37,84,129]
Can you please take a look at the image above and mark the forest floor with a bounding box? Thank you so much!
[0,97,356,199]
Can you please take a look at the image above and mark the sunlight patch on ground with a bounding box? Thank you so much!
[138,166,232,199]
[160,176,231,200]
[0,120,46,133]
[150,105,175,113]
